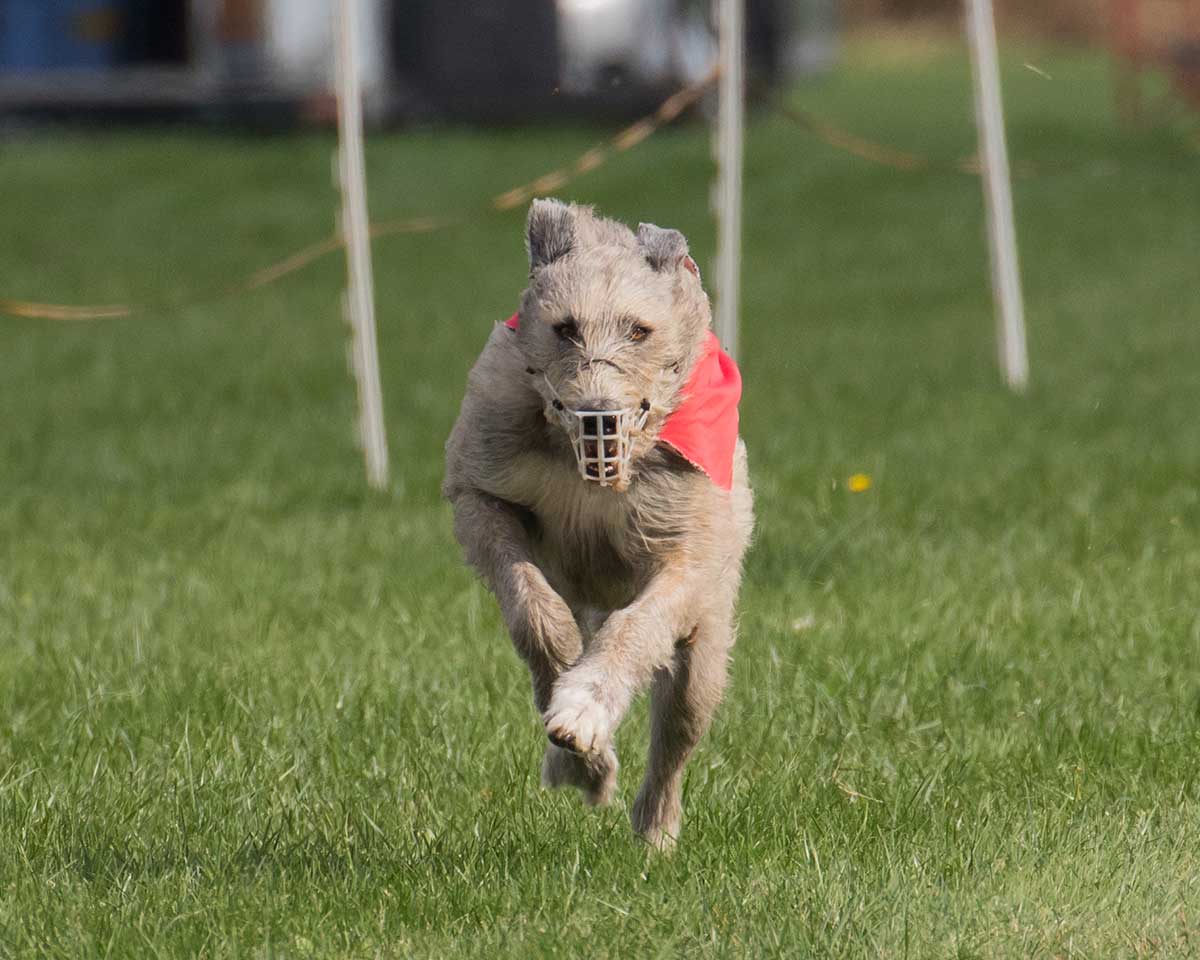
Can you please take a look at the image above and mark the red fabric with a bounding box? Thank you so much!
[658,331,741,490]
[503,314,741,490]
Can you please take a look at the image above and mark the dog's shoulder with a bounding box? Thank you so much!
[462,323,533,409]
[623,442,754,561]
[445,323,563,501]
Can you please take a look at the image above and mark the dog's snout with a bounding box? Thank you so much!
[579,357,622,373]
[583,437,620,458]
[578,398,620,415]
[545,385,648,488]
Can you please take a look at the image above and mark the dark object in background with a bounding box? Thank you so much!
[120,0,188,65]
[389,0,818,120]
[391,0,561,119]
[748,0,788,87]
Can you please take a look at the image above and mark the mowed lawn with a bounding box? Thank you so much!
[2,36,1199,958]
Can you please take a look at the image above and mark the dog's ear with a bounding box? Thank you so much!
[527,198,575,270]
[637,222,698,279]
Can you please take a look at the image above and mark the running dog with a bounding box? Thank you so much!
[443,199,753,847]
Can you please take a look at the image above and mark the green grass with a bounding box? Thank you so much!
[3,38,1200,958]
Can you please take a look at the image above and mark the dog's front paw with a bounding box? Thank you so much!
[542,678,613,756]
[541,742,618,806]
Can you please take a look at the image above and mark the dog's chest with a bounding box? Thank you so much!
[499,454,651,602]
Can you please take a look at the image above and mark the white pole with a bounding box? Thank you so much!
[964,0,1029,392]
[335,0,390,488]
[713,0,745,360]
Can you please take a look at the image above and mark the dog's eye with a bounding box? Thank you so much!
[553,318,578,342]
[629,324,652,343]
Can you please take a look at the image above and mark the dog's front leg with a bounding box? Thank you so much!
[542,556,699,757]
[450,489,582,706]
[451,489,619,804]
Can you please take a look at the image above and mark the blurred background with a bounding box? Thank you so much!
[0,0,1197,123]
[0,0,837,121]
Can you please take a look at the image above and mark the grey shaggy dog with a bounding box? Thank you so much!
[443,199,754,848]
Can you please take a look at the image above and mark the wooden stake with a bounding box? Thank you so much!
[713,0,745,361]
[335,0,390,488]
[965,0,1030,392]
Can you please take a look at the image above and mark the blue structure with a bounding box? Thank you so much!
[0,1,122,71]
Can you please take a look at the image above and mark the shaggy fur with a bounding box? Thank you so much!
[443,199,754,847]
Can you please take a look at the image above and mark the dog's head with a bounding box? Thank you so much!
[516,199,711,490]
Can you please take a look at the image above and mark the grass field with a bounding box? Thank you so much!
[3,36,1200,958]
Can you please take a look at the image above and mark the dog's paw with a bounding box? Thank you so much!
[541,742,618,806]
[542,680,613,757]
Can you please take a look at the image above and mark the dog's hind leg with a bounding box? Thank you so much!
[630,610,733,850]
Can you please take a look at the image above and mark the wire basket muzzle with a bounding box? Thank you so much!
[561,405,650,487]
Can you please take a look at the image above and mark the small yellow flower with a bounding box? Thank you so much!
[847,473,872,493]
